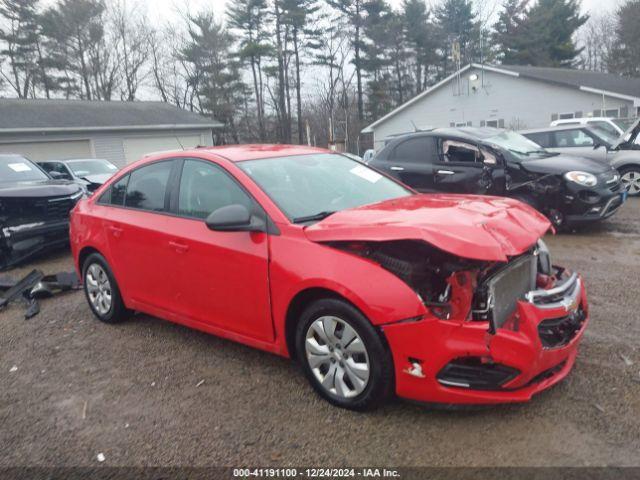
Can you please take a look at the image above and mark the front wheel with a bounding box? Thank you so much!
[295,298,394,411]
[619,166,640,197]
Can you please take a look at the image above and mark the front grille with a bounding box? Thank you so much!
[485,255,536,331]
[46,197,76,219]
[538,308,586,348]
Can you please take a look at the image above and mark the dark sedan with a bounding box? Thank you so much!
[369,127,626,228]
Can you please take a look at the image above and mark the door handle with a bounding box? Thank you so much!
[168,241,189,253]
[108,225,123,237]
[390,166,405,171]
[436,170,456,175]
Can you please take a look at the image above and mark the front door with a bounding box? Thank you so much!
[431,138,504,194]
[164,158,273,342]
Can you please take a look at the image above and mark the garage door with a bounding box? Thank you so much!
[0,140,92,161]
[123,135,203,164]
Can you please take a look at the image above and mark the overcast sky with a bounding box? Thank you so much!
[146,0,624,23]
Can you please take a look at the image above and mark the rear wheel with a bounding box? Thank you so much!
[295,298,394,411]
[82,253,129,323]
[620,166,640,196]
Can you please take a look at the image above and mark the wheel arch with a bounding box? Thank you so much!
[283,286,395,363]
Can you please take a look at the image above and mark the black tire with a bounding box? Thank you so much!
[295,298,394,411]
[619,165,640,197]
[82,253,129,324]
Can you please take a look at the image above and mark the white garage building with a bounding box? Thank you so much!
[0,99,222,167]
[362,64,640,149]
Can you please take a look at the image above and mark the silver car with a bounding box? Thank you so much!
[521,122,640,196]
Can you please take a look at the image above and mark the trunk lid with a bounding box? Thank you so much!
[304,194,551,262]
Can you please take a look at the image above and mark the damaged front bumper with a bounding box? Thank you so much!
[382,271,588,405]
[0,220,70,270]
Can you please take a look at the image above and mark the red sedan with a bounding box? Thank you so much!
[70,145,588,410]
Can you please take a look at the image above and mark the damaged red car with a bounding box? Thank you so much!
[70,145,589,410]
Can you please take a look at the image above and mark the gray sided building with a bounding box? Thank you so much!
[362,64,640,149]
[0,99,222,167]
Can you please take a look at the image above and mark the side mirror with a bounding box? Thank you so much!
[205,204,263,232]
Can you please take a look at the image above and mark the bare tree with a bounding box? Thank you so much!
[111,0,152,101]
[579,11,617,72]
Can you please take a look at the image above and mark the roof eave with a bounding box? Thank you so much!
[0,123,224,134]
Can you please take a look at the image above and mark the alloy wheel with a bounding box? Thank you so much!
[86,263,112,315]
[621,170,640,195]
[304,316,370,399]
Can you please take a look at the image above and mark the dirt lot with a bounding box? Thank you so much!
[1,199,640,468]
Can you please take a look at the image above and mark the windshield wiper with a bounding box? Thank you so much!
[292,211,337,224]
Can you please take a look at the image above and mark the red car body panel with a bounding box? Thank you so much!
[70,145,589,405]
[305,194,551,262]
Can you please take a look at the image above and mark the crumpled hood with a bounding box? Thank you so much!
[304,194,551,262]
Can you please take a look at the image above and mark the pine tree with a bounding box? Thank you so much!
[326,0,366,122]
[433,0,479,77]
[493,0,587,67]
[227,0,272,141]
[402,0,437,94]
[0,0,41,97]
[280,0,321,144]
[608,0,640,77]
[492,0,530,65]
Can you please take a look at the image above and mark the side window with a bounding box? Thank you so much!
[41,162,72,179]
[177,159,253,219]
[98,174,129,206]
[125,161,173,211]
[554,129,593,148]
[393,137,436,163]
[442,140,480,163]
[525,132,552,148]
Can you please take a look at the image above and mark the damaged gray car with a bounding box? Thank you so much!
[0,154,83,270]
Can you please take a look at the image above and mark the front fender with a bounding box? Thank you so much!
[268,232,428,354]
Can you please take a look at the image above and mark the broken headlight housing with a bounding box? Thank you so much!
[564,171,597,187]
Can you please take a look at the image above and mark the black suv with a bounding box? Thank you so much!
[0,154,83,269]
[369,127,626,228]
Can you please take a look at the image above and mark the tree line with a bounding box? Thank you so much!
[1,0,640,149]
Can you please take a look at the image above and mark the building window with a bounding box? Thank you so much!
[604,108,619,118]
[558,112,575,120]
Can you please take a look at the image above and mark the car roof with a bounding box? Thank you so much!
[191,144,329,162]
[554,117,614,123]
[386,127,504,143]
[520,125,597,134]
[38,158,110,163]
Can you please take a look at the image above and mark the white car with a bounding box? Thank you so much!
[551,117,635,139]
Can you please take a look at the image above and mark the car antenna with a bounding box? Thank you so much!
[410,120,419,132]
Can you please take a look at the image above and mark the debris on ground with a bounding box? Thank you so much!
[0,269,80,319]
[196,379,205,387]
[619,353,634,367]
[9,365,17,373]
[96,453,105,462]
[594,403,605,413]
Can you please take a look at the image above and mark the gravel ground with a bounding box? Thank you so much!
[1,199,639,468]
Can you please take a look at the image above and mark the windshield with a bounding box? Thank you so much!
[485,131,551,160]
[67,159,118,177]
[238,153,412,222]
[0,156,50,184]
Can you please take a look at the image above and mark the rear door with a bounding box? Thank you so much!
[548,129,606,161]
[372,135,439,191]
[431,137,504,194]
[100,159,179,312]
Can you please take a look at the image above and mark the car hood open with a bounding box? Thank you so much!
[304,194,551,262]
[613,118,640,150]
